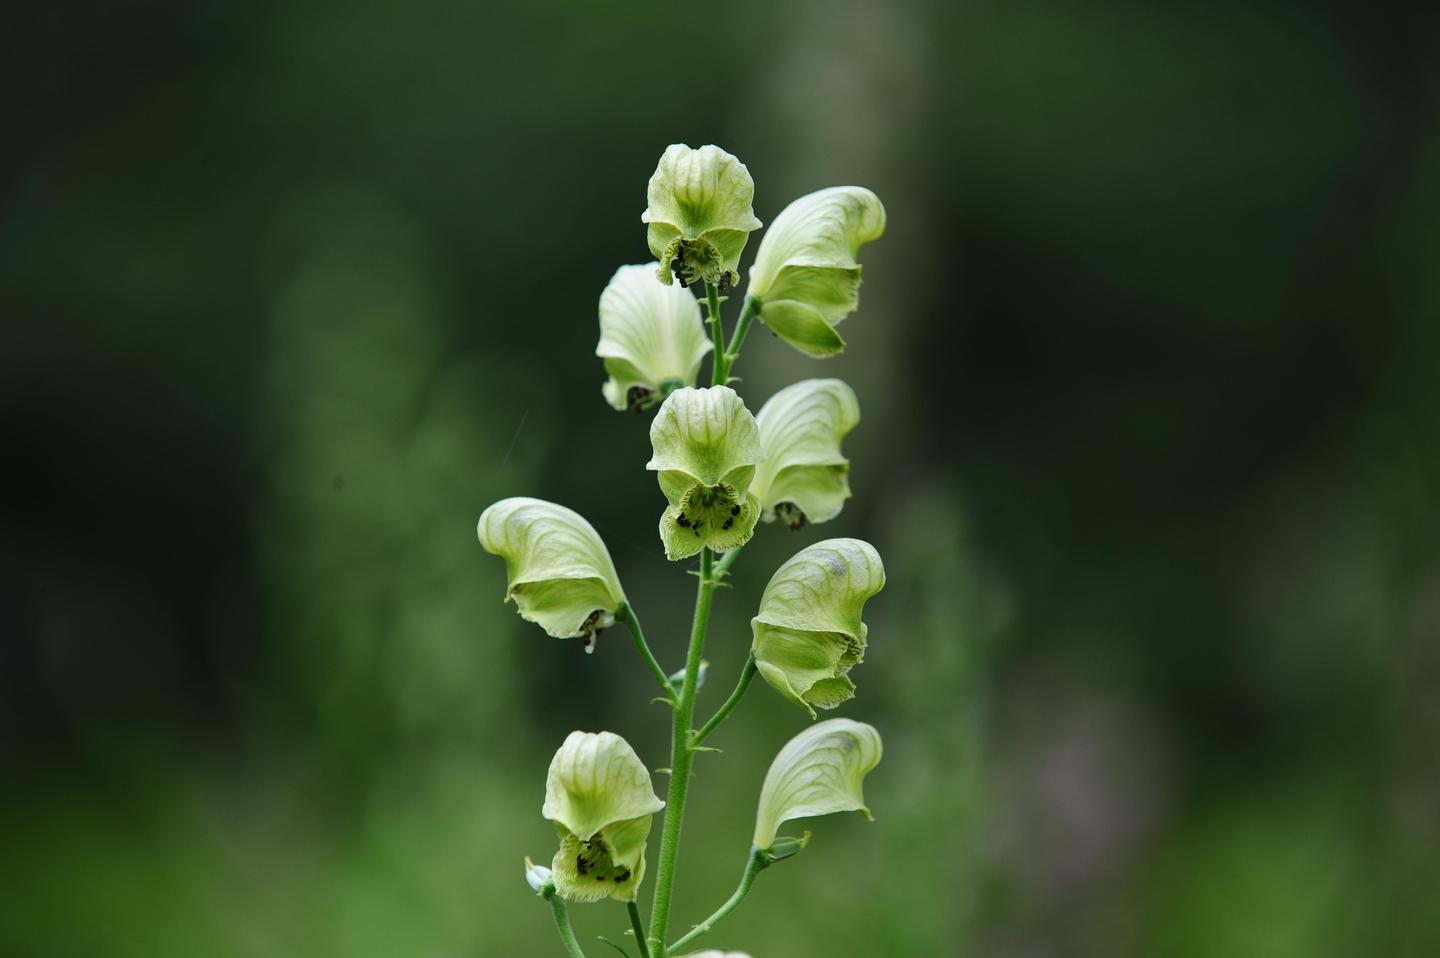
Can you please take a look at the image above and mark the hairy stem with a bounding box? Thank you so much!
[617,603,675,705]
[691,651,757,748]
[647,547,717,953]
[548,893,588,958]
[664,848,768,956]
[627,901,651,958]
[705,282,727,385]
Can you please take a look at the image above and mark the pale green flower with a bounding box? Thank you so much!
[647,386,765,560]
[746,186,886,357]
[643,144,762,291]
[751,538,885,716]
[750,379,860,530]
[477,497,625,649]
[752,718,883,850]
[596,263,712,412]
[543,731,665,903]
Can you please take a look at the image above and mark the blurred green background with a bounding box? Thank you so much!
[4,0,1439,955]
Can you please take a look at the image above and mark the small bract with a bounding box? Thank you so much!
[750,378,860,530]
[647,386,765,560]
[751,538,885,716]
[477,497,625,648]
[753,718,883,851]
[596,263,713,412]
[643,144,762,291]
[747,186,886,357]
[543,731,665,903]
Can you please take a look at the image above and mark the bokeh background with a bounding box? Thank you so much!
[4,0,1439,955]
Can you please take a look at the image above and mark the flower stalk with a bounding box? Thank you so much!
[648,546,719,954]
[478,144,893,958]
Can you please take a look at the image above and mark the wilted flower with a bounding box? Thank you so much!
[752,718,882,851]
[477,497,625,649]
[749,378,860,529]
[647,386,765,560]
[643,144,762,291]
[543,731,665,903]
[746,186,885,357]
[596,263,713,412]
[751,538,885,715]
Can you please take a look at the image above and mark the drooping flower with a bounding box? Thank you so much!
[751,538,885,715]
[643,144,762,291]
[749,378,860,530]
[543,731,665,903]
[596,263,712,412]
[477,498,625,649]
[647,386,765,560]
[752,718,883,851]
[746,186,885,357]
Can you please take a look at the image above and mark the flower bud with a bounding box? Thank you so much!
[524,857,555,896]
[597,263,713,412]
[751,538,885,716]
[647,386,765,560]
[750,379,860,529]
[746,187,885,357]
[752,718,882,851]
[543,731,665,903]
[643,144,762,291]
[477,498,625,648]
[678,953,754,958]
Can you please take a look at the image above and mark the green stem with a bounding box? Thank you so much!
[714,545,743,581]
[647,547,718,954]
[718,296,760,380]
[548,893,588,958]
[617,603,675,705]
[705,282,726,385]
[663,848,768,956]
[627,901,651,958]
[691,651,756,748]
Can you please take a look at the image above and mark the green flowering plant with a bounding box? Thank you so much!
[476,146,892,958]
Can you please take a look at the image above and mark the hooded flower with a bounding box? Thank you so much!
[477,497,625,648]
[752,718,883,851]
[647,386,765,560]
[749,379,860,530]
[643,144,762,291]
[751,538,885,716]
[543,731,665,903]
[746,186,885,357]
[596,263,713,412]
